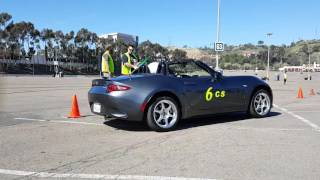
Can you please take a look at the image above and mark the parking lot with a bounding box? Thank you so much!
[0,71,320,180]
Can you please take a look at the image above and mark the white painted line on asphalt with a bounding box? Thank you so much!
[14,118,307,132]
[273,104,320,131]
[0,168,217,180]
[232,127,306,132]
[282,103,317,107]
[14,117,103,126]
[290,111,320,113]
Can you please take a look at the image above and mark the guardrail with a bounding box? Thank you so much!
[0,59,97,69]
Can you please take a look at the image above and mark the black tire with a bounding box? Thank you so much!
[249,89,271,118]
[146,96,180,132]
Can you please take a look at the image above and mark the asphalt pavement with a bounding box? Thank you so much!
[0,71,319,180]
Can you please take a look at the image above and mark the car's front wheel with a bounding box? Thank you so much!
[146,97,180,132]
[249,89,271,118]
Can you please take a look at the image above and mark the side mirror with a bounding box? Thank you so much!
[212,72,222,82]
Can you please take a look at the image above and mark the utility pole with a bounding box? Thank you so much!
[308,43,311,80]
[215,0,221,70]
[32,56,34,76]
[266,33,272,80]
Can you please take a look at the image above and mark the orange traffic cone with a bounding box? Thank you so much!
[68,95,81,118]
[297,87,304,99]
[309,89,316,96]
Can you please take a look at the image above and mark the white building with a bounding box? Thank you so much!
[99,33,138,46]
[279,62,320,72]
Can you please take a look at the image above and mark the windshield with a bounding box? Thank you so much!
[168,61,211,78]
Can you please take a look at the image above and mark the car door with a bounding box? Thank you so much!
[183,73,246,117]
[206,74,247,113]
[181,76,214,117]
[219,76,247,112]
[168,61,243,117]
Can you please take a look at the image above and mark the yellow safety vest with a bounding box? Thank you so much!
[101,52,114,73]
[121,52,132,75]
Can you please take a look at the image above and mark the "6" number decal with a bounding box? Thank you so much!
[205,87,226,102]
[205,87,214,101]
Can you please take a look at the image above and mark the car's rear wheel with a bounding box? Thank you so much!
[249,89,271,118]
[146,97,180,132]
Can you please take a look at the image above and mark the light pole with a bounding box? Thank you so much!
[266,33,272,80]
[215,0,221,70]
[308,44,311,79]
[32,55,34,76]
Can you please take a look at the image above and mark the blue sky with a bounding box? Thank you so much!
[1,0,320,47]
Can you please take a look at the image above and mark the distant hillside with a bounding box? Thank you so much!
[167,47,214,65]
[169,39,320,70]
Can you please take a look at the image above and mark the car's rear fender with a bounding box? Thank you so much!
[88,80,146,121]
[142,90,185,121]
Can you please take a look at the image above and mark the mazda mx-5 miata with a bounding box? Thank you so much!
[88,60,273,131]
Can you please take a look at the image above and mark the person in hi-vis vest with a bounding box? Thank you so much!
[101,45,114,79]
[121,45,138,75]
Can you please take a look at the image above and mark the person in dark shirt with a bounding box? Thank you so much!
[121,45,138,75]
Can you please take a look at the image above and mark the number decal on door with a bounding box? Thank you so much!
[205,87,226,102]
[205,87,214,101]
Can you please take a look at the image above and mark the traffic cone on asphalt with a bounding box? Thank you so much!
[68,95,81,118]
[309,89,316,96]
[297,87,304,99]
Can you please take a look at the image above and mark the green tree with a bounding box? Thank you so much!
[169,49,187,61]
[138,40,169,61]
[75,28,97,71]
[28,29,40,57]
[75,28,90,70]
[0,12,12,30]
[5,22,26,59]
[313,45,320,52]
[40,28,55,60]
[243,63,252,70]
[300,43,312,65]
[277,46,285,66]
[5,21,35,58]
[64,31,75,70]
[257,50,268,62]
[301,44,308,55]
[21,22,36,58]
[0,12,12,62]
[53,30,64,62]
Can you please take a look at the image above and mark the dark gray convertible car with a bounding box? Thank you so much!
[88,60,273,131]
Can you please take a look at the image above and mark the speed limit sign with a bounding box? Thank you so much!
[215,42,224,52]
